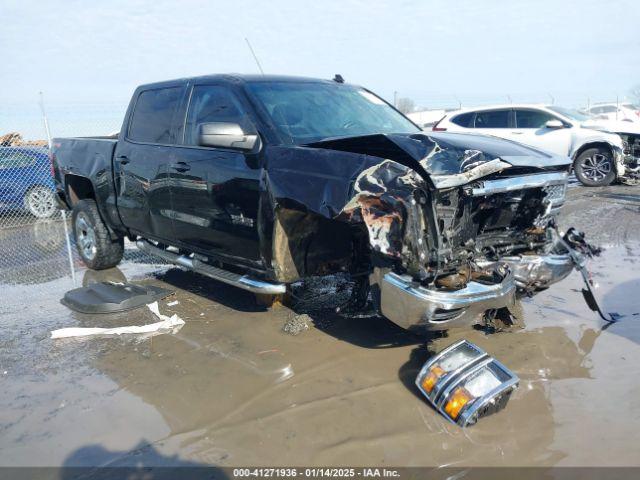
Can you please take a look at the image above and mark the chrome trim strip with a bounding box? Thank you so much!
[470,172,568,196]
[136,240,286,294]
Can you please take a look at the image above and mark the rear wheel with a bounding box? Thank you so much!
[574,147,615,187]
[72,199,123,270]
[24,185,57,218]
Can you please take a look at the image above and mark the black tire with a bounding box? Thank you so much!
[574,147,616,187]
[72,199,123,270]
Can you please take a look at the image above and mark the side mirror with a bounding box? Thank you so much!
[198,122,259,151]
[545,119,564,129]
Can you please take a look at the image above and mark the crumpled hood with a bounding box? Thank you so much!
[307,131,571,179]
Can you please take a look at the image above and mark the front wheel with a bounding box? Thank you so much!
[72,199,124,270]
[574,147,615,187]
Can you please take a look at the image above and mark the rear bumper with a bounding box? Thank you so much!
[371,265,516,331]
[500,253,574,290]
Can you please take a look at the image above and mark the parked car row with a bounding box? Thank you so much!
[432,104,640,186]
[585,102,640,123]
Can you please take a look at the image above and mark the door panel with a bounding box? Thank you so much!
[169,146,261,261]
[114,142,175,239]
[170,84,262,263]
[510,109,572,156]
[114,86,183,240]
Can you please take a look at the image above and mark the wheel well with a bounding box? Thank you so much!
[572,142,613,162]
[65,175,95,206]
[271,207,370,283]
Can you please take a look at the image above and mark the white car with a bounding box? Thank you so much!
[586,103,640,123]
[407,109,459,128]
[432,104,640,186]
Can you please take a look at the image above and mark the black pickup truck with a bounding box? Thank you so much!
[52,74,589,332]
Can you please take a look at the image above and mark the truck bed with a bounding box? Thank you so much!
[53,136,117,179]
[52,136,121,229]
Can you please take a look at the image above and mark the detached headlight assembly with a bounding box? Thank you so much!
[415,340,519,427]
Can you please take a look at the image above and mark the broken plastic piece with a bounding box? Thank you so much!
[51,301,185,339]
[60,282,174,314]
[555,227,619,323]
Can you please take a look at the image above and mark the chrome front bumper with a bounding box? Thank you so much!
[500,253,574,290]
[370,265,516,331]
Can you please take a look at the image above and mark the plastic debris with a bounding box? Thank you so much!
[167,300,180,306]
[50,302,185,339]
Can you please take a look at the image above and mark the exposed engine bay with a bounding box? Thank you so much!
[334,135,573,291]
[619,133,640,184]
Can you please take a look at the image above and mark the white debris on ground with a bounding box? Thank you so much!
[50,301,185,339]
[167,300,180,306]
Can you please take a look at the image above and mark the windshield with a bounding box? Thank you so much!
[547,106,591,122]
[246,81,420,145]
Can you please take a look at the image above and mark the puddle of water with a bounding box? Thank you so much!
[1,187,639,467]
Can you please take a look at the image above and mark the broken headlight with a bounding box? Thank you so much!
[415,340,519,426]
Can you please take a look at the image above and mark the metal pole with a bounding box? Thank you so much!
[61,210,76,286]
[38,91,52,149]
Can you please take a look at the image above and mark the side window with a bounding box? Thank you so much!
[184,85,252,146]
[590,106,603,114]
[474,110,510,128]
[601,106,617,113]
[451,112,474,128]
[515,109,555,128]
[128,87,182,144]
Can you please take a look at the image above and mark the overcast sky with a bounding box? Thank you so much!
[1,0,639,108]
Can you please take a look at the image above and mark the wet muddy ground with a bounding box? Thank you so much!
[1,184,639,469]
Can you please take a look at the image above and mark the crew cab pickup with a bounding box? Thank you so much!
[52,75,591,332]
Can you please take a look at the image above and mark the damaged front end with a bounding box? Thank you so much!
[320,133,590,331]
[266,131,600,332]
[618,133,640,184]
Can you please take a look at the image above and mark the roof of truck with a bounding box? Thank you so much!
[137,74,341,90]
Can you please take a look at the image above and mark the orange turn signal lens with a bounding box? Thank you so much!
[444,386,474,419]
[421,365,446,393]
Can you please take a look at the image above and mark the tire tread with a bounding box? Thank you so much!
[72,199,123,270]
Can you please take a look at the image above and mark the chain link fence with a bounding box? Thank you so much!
[0,100,162,287]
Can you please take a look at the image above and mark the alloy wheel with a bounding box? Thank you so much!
[26,186,56,218]
[579,153,612,182]
[75,213,97,261]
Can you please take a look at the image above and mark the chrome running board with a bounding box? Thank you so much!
[136,240,286,295]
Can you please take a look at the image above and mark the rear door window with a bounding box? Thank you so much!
[451,112,474,127]
[474,110,510,128]
[514,109,556,128]
[128,87,182,144]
